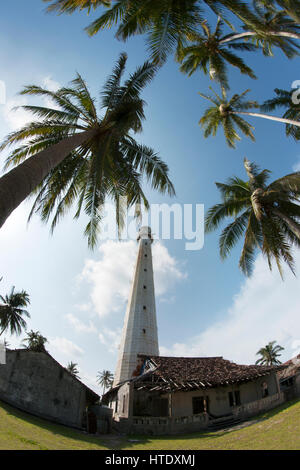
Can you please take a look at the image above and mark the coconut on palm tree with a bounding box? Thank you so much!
[205,159,300,277]
[66,361,80,379]
[255,341,284,365]
[0,53,175,246]
[0,287,30,337]
[199,87,300,148]
[177,18,257,89]
[97,369,113,396]
[21,330,48,352]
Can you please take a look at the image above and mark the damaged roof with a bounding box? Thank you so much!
[278,354,300,380]
[134,355,285,392]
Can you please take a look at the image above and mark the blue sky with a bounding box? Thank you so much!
[0,1,300,392]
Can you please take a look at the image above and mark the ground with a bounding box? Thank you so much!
[0,398,300,450]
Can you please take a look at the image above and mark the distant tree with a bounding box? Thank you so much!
[66,361,80,379]
[255,341,284,365]
[0,286,30,337]
[21,330,48,352]
[97,370,113,395]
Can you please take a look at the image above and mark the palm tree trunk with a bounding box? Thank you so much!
[0,129,98,229]
[272,207,300,240]
[231,111,300,128]
[220,31,300,45]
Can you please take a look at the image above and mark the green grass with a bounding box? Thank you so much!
[0,398,300,450]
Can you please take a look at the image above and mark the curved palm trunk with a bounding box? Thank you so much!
[220,31,300,45]
[0,128,98,229]
[272,207,300,240]
[230,111,300,128]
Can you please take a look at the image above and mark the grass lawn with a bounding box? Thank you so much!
[0,398,300,450]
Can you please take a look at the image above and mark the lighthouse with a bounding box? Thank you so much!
[113,226,159,386]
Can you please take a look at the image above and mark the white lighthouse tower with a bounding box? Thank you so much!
[113,226,159,387]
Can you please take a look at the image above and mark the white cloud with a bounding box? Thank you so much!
[161,250,300,365]
[48,336,84,358]
[79,240,186,318]
[1,76,61,131]
[98,327,122,354]
[3,96,31,131]
[65,313,97,334]
[42,76,60,92]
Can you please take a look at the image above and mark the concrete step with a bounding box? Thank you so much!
[208,416,242,431]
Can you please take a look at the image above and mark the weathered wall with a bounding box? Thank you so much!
[0,350,90,428]
[170,373,279,418]
[109,382,132,420]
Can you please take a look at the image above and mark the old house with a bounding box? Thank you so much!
[278,354,300,400]
[0,349,99,429]
[103,227,285,435]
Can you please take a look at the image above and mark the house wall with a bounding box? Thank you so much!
[170,373,279,418]
[109,382,132,420]
[0,350,89,428]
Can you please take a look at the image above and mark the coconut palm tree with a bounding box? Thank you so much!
[66,361,80,379]
[97,369,113,395]
[262,87,300,140]
[199,87,300,148]
[205,159,300,277]
[43,0,261,65]
[0,287,30,337]
[220,8,300,58]
[0,53,175,246]
[178,18,257,89]
[44,0,111,14]
[21,330,48,352]
[255,341,284,365]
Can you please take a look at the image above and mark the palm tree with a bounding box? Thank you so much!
[43,0,111,14]
[262,87,300,140]
[0,53,175,246]
[43,0,260,65]
[97,369,113,395]
[178,18,257,89]
[205,159,300,277]
[21,330,48,352]
[220,8,300,58]
[199,87,300,148]
[255,341,284,365]
[66,361,80,379]
[0,287,30,337]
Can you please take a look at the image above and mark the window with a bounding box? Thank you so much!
[142,329,146,334]
[144,254,147,258]
[192,397,205,414]
[143,285,146,289]
[115,396,118,413]
[143,306,146,310]
[228,391,241,407]
[235,391,241,405]
[122,395,126,414]
[280,377,295,389]
[262,382,269,398]
[144,268,147,272]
